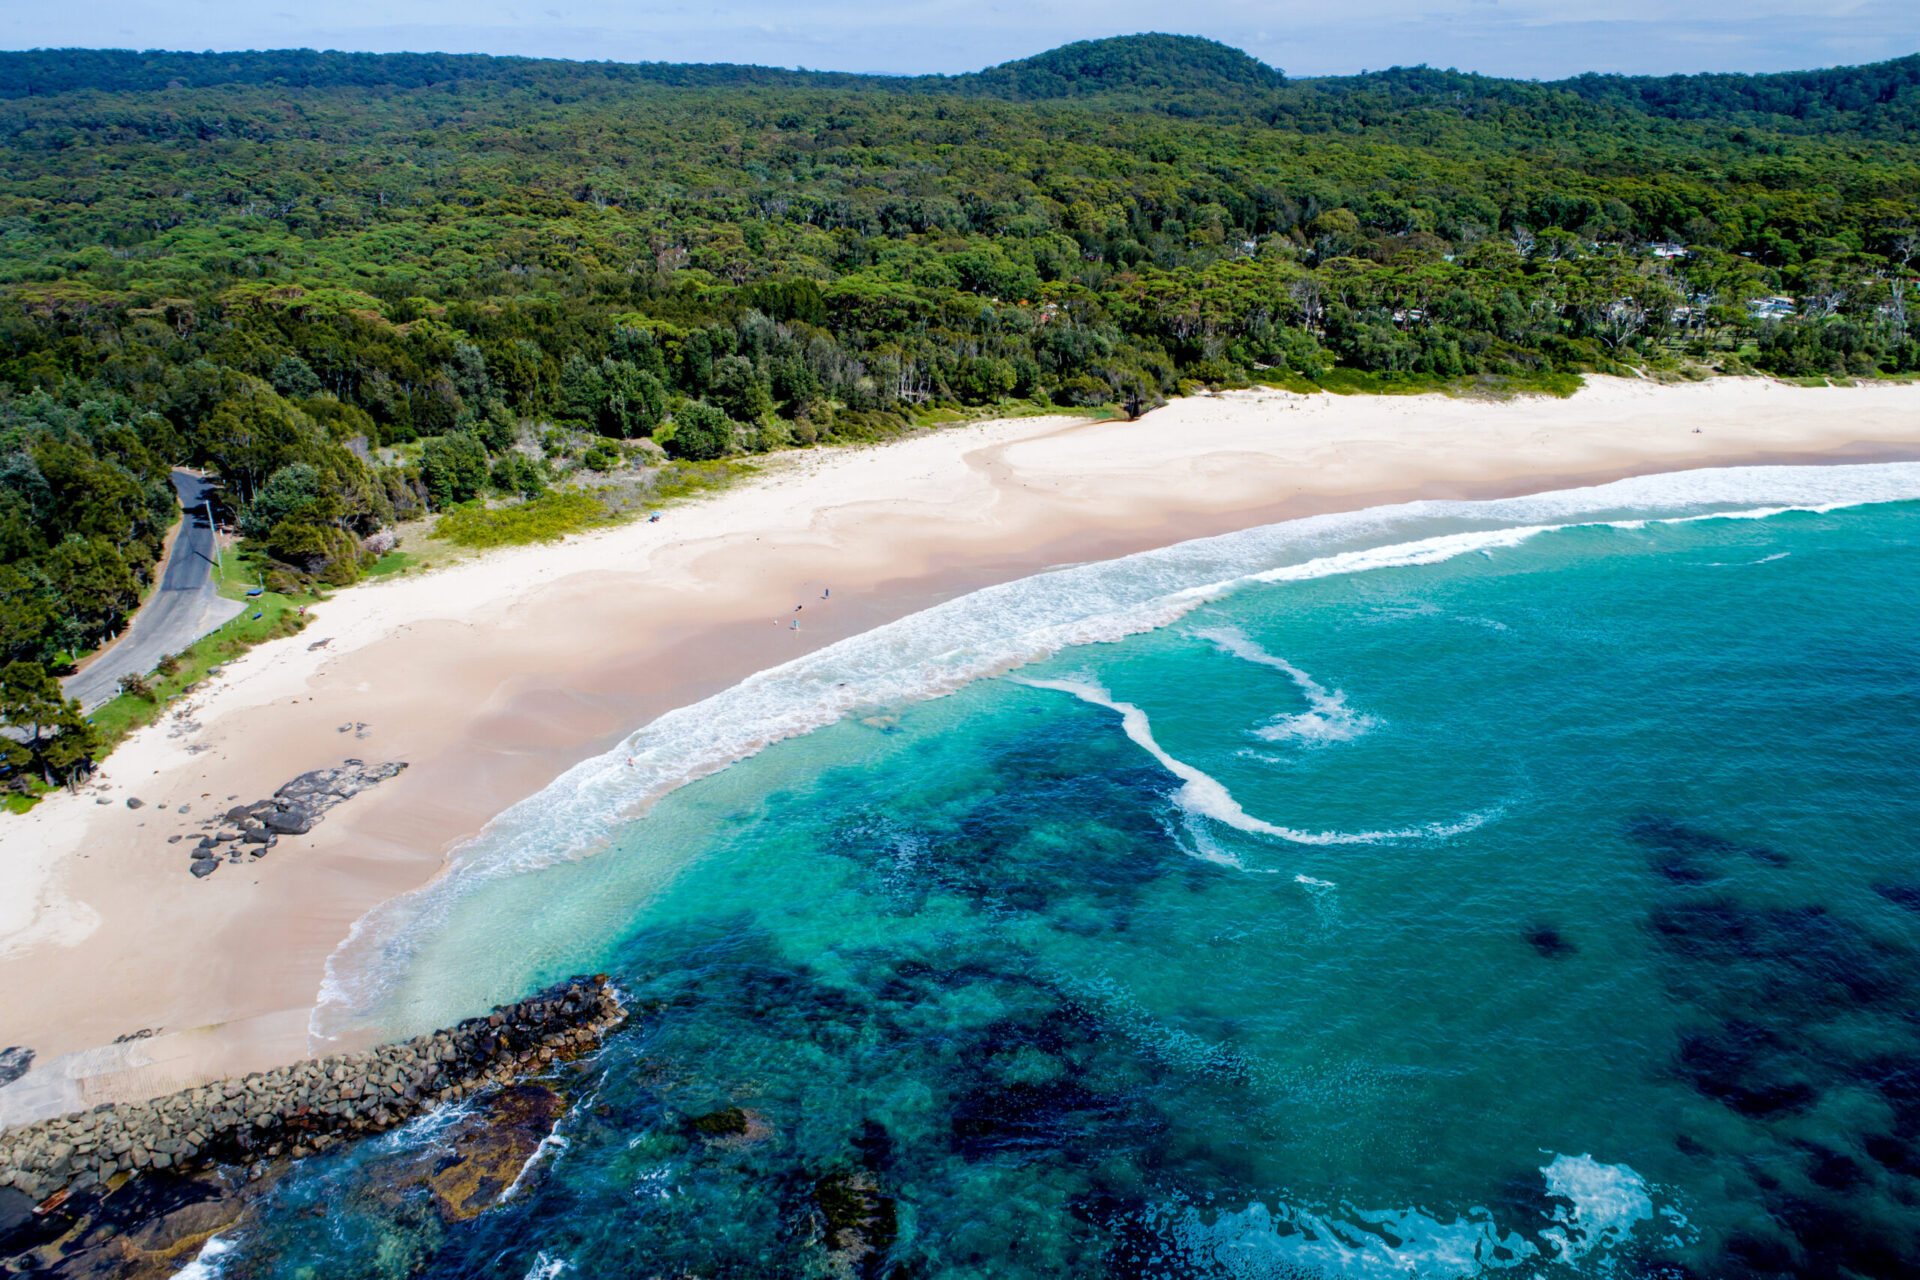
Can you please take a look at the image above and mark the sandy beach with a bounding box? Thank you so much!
[5,374,1920,1123]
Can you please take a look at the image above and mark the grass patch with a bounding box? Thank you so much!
[431,462,757,549]
[431,490,611,548]
[652,459,753,502]
[363,550,420,577]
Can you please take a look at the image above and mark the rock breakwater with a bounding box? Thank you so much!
[0,976,622,1207]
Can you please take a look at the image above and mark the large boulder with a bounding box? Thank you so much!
[263,807,312,835]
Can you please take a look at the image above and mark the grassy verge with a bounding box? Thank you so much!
[82,588,317,752]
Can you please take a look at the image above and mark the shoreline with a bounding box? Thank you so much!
[5,374,1920,1124]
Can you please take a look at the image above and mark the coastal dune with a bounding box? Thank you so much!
[4,374,1920,1120]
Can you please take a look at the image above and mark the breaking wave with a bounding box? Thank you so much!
[1151,1152,1655,1277]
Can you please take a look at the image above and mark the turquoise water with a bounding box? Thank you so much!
[209,466,1920,1278]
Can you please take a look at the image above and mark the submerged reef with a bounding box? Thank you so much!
[1636,816,1920,1278]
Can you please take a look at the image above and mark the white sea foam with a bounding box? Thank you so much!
[522,1252,573,1280]
[1172,1198,1534,1279]
[501,1130,570,1203]
[1161,1151,1654,1278]
[1701,550,1792,567]
[1540,1152,1654,1262]
[1195,625,1378,744]
[173,1235,237,1279]
[313,461,1920,1039]
[1018,675,1485,848]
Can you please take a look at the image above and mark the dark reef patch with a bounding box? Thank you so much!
[1799,1142,1866,1192]
[1676,1021,1816,1116]
[1640,808,1920,1280]
[1093,1201,1233,1279]
[1625,815,1788,883]
[1648,896,1905,1011]
[1762,1189,1913,1279]
[1872,881,1920,913]
[820,712,1211,927]
[1722,1228,1797,1274]
[1523,923,1577,958]
[688,1106,749,1138]
[950,1080,1166,1163]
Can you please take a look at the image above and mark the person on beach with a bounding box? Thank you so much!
[823,588,830,599]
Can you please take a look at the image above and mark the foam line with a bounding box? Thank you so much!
[1018,676,1490,846]
[312,461,1920,1040]
[1195,625,1377,744]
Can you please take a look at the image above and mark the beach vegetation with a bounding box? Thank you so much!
[0,660,98,788]
[431,490,612,548]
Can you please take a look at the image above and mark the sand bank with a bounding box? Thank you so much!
[4,374,1920,1122]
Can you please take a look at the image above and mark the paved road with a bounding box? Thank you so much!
[62,471,247,713]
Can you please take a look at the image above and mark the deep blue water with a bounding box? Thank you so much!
[199,465,1920,1278]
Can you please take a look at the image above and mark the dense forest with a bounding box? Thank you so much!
[0,33,1917,777]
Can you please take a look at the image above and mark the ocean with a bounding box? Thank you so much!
[196,462,1920,1278]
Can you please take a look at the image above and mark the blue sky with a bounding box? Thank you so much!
[5,0,1916,78]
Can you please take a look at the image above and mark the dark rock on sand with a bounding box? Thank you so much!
[1676,1022,1816,1117]
[124,798,143,810]
[262,807,313,835]
[189,858,217,878]
[1872,881,1920,913]
[0,1047,32,1088]
[183,759,406,879]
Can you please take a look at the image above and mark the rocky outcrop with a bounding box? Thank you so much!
[0,976,622,1206]
[423,1083,566,1221]
[186,758,406,878]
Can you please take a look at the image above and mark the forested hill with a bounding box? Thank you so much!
[1552,54,1920,135]
[0,34,1917,772]
[5,37,1917,133]
[946,35,1286,101]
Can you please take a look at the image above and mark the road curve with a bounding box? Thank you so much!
[62,471,247,713]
